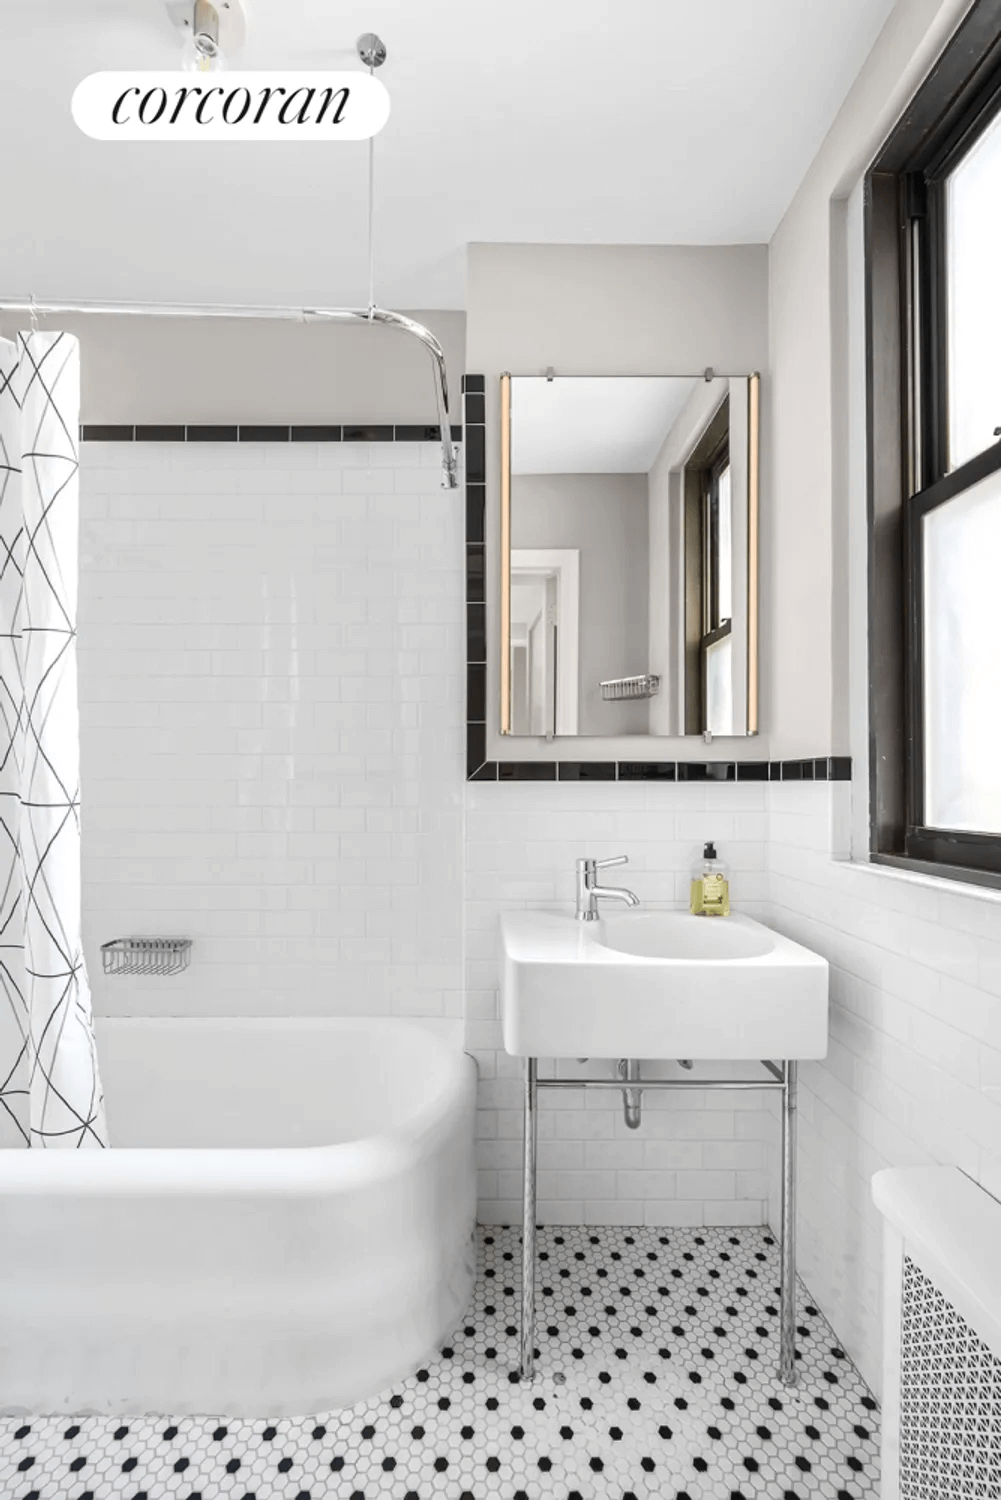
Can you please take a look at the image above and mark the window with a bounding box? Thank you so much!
[867,0,1001,886]
[682,395,732,735]
[703,443,733,736]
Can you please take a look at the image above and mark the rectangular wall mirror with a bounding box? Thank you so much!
[500,373,759,739]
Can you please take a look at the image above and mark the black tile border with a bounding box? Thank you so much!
[80,423,463,443]
[461,376,853,789]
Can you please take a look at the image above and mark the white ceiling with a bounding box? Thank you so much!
[1,0,896,309]
[512,377,700,474]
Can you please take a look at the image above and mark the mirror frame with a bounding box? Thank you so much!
[498,372,760,740]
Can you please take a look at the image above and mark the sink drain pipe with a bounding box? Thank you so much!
[618,1058,643,1128]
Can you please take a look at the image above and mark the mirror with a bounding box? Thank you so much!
[500,374,758,738]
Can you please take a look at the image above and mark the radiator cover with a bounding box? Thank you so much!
[899,1255,1001,1499]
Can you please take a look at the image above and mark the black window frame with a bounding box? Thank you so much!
[866,0,1001,889]
[701,438,733,728]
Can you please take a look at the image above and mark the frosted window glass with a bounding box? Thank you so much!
[947,108,1001,470]
[923,464,1001,832]
[717,463,732,622]
[706,634,733,737]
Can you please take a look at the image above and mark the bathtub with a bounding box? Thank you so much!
[0,1016,477,1416]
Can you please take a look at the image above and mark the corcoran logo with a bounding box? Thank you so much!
[71,72,390,142]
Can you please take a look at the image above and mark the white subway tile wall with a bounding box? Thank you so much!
[464,779,774,1228]
[75,442,1001,1401]
[78,441,465,1021]
[766,780,1001,1394]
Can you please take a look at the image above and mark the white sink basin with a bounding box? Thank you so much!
[500,909,829,1061]
[597,911,775,961]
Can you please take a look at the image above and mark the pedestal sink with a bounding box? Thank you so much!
[500,908,829,1060]
[499,905,830,1390]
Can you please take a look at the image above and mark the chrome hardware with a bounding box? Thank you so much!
[599,673,660,701]
[574,855,640,922]
[357,32,387,68]
[101,937,192,977]
[519,1057,800,1387]
[618,1058,642,1129]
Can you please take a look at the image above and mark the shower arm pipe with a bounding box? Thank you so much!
[0,296,459,489]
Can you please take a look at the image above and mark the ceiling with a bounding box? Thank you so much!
[512,377,700,474]
[1,0,897,310]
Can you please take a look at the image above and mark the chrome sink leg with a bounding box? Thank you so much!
[780,1059,798,1385]
[520,1056,538,1382]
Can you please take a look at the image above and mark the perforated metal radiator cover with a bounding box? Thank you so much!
[899,1255,1001,1498]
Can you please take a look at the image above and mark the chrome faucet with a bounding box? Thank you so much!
[575,855,640,922]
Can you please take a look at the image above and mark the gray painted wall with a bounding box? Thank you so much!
[466,241,769,759]
[512,472,650,735]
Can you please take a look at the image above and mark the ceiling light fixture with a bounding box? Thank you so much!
[165,0,248,72]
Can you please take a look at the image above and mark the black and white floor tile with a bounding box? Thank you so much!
[0,1226,879,1499]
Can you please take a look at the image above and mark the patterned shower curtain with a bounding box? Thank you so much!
[0,331,106,1147]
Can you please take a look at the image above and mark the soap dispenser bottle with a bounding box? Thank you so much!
[690,841,730,916]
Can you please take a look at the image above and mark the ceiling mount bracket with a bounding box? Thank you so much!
[357,32,387,69]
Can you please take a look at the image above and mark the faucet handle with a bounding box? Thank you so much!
[595,855,628,869]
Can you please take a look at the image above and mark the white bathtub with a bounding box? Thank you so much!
[0,1017,477,1416]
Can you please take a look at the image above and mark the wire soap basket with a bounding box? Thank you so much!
[101,938,192,977]
[599,674,661,702]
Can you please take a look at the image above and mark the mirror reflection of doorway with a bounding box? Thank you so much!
[510,549,579,736]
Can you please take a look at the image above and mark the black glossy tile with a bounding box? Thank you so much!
[812,757,829,781]
[557,762,616,781]
[393,424,463,442]
[239,425,290,442]
[678,762,736,782]
[466,664,486,723]
[781,760,814,781]
[465,425,485,485]
[134,425,185,442]
[498,762,557,781]
[465,483,485,546]
[342,425,394,442]
[466,723,486,778]
[461,374,485,393]
[466,546,485,604]
[736,761,770,781]
[291,425,342,441]
[80,425,134,441]
[617,762,677,781]
[830,755,852,780]
[463,393,485,424]
[185,425,239,442]
[769,762,783,781]
[466,603,486,664]
[468,760,498,781]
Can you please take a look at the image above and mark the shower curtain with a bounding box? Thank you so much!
[0,331,106,1147]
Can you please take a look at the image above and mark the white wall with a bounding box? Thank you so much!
[511,472,650,736]
[764,782,1001,1394]
[0,312,465,427]
[77,440,464,1021]
[764,0,1001,1398]
[467,243,770,760]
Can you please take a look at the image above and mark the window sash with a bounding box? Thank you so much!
[903,432,1001,873]
[866,0,1001,885]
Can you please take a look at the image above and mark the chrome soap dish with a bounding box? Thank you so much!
[101,937,192,977]
[599,673,661,702]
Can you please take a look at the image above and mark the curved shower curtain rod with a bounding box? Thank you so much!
[0,297,459,489]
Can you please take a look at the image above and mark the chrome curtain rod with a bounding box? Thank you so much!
[0,297,459,488]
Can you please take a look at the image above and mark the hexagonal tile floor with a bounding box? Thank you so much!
[0,1225,879,1499]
